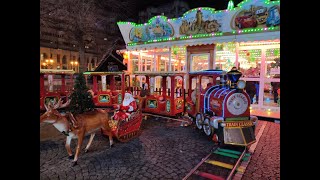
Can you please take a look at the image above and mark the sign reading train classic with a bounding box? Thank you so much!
[225,120,253,127]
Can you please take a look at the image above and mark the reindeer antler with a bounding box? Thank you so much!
[44,101,49,111]
[59,99,71,109]
[52,98,71,109]
[47,100,55,110]
[53,98,62,109]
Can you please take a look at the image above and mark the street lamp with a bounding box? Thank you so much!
[74,61,79,72]
[70,61,79,72]
[42,62,47,69]
[49,59,54,68]
[70,61,74,71]
[45,59,54,69]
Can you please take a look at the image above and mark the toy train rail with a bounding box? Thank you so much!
[183,145,249,180]
[142,113,193,126]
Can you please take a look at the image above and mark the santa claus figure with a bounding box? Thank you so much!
[113,92,137,121]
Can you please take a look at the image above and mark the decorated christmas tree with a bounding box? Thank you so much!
[68,72,95,114]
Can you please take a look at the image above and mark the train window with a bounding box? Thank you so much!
[191,78,199,90]
[201,76,214,90]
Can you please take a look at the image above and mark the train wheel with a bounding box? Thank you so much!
[203,117,212,136]
[195,113,203,130]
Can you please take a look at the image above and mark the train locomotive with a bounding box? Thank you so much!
[185,68,258,146]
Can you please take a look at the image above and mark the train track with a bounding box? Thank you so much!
[142,113,193,126]
[183,144,249,180]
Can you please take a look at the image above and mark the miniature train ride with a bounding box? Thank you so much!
[40,68,257,147]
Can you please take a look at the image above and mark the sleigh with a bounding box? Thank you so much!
[101,98,143,142]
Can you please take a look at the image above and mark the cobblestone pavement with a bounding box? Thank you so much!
[40,117,216,180]
[40,118,280,180]
[242,121,280,180]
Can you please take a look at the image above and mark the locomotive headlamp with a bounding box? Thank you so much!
[237,80,246,89]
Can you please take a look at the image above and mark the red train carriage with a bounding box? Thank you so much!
[186,69,258,146]
[40,69,75,111]
[83,71,126,108]
[132,72,185,117]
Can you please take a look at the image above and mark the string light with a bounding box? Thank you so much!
[227,0,234,10]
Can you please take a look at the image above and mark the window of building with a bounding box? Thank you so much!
[156,54,170,71]
[171,46,186,72]
[238,49,262,78]
[62,55,67,69]
[215,42,236,71]
[91,59,95,71]
[265,48,280,79]
[43,53,48,60]
[190,54,210,72]
[237,40,280,111]
[57,54,61,63]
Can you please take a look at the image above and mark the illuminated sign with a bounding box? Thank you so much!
[225,120,253,127]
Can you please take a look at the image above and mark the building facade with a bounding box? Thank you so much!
[40,47,99,72]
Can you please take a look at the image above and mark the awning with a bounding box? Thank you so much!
[126,31,280,51]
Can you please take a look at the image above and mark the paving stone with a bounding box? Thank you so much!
[41,119,279,180]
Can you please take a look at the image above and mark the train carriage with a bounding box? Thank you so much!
[132,72,185,117]
[83,71,126,108]
[40,69,75,111]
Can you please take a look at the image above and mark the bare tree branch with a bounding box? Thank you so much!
[40,0,138,71]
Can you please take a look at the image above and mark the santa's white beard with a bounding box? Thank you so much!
[123,98,135,106]
[123,100,131,106]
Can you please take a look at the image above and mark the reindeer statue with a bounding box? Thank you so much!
[40,99,114,166]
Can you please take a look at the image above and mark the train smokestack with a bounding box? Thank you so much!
[219,72,227,88]
[227,67,242,89]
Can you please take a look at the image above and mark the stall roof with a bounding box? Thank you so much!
[94,49,127,72]
[125,31,280,51]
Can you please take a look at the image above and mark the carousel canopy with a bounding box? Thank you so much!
[117,0,280,50]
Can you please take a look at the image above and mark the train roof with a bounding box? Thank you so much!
[40,69,75,75]
[189,69,226,76]
[133,71,186,77]
[83,71,125,75]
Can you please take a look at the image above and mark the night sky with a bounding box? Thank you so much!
[136,0,245,12]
